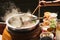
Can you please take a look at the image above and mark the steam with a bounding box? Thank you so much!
[3,8,19,21]
[1,2,33,28]
[3,9,32,21]
[5,8,33,28]
[2,2,21,21]
[3,7,32,28]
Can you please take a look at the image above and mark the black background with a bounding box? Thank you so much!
[0,0,60,22]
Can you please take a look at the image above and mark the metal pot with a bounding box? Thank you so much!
[3,14,41,40]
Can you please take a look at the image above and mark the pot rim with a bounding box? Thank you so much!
[6,14,39,30]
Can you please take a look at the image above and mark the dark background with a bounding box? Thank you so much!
[0,0,60,22]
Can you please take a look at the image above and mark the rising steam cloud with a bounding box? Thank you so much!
[3,8,19,21]
[2,2,20,21]
[2,2,31,22]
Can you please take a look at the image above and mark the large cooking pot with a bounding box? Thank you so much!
[2,14,41,40]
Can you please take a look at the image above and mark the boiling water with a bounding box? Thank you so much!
[8,13,37,29]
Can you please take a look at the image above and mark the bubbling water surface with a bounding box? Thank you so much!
[6,13,39,29]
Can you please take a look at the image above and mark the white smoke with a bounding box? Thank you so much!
[3,8,20,21]
[2,6,33,28]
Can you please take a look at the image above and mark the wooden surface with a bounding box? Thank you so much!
[39,1,60,6]
[2,28,12,40]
